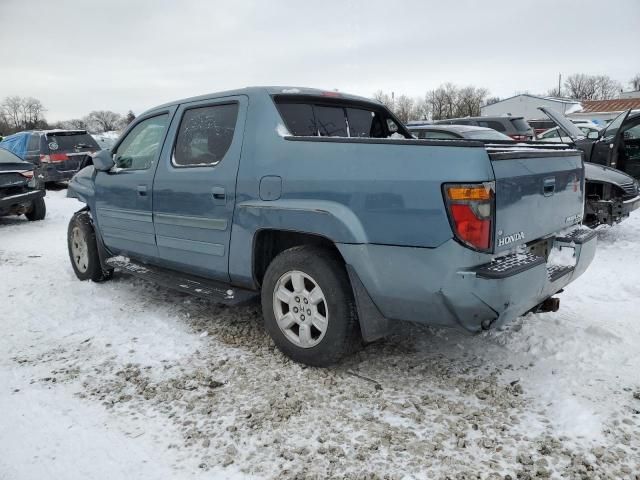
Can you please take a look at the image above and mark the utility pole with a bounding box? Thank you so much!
[558,73,562,97]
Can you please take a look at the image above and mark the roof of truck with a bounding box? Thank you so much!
[147,86,380,115]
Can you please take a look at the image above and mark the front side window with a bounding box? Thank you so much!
[173,103,239,167]
[114,114,168,170]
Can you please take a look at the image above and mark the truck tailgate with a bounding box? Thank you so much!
[488,147,584,253]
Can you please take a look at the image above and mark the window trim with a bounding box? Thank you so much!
[170,101,240,169]
[111,112,170,172]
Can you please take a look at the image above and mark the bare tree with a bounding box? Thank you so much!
[629,74,640,91]
[0,96,48,132]
[1,96,23,130]
[564,73,622,100]
[86,110,123,132]
[394,95,416,123]
[455,86,488,117]
[61,118,90,130]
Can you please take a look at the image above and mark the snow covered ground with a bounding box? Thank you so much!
[1,190,639,479]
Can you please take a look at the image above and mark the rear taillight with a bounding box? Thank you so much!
[444,183,494,251]
[40,153,69,163]
[19,170,34,178]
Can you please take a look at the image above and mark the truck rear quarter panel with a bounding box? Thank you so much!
[229,91,496,287]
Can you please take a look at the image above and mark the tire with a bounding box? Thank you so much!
[25,197,46,221]
[67,212,113,282]
[261,245,360,367]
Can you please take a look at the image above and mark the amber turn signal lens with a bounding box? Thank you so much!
[446,186,491,201]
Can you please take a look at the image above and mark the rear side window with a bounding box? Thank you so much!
[509,118,530,132]
[478,120,507,132]
[173,103,239,167]
[45,132,99,153]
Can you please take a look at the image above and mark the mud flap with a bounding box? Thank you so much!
[346,264,391,342]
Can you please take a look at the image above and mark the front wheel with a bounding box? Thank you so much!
[261,245,359,367]
[67,212,112,282]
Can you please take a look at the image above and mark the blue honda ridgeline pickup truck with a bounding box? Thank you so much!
[67,87,596,366]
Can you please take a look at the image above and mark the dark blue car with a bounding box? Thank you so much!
[0,129,100,183]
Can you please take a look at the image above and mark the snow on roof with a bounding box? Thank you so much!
[487,93,580,106]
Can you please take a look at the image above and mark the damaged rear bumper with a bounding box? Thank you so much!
[586,195,640,226]
[339,227,597,341]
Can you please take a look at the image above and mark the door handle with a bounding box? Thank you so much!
[211,186,226,204]
[137,185,147,196]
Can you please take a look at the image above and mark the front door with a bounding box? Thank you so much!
[152,96,247,281]
[94,112,172,261]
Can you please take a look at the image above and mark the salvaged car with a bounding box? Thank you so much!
[541,107,640,178]
[0,147,46,221]
[539,107,640,226]
[409,122,639,226]
[67,87,596,366]
[0,129,100,184]
[434,115,534,141]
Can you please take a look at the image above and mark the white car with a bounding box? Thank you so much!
[537,124,601,142]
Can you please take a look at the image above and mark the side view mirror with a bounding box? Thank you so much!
[92,149,115,171]
[587,131,599,140]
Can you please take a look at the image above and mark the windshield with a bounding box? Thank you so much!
[464,129,513,141]
[45,132,100,153]
[601,110,631,141]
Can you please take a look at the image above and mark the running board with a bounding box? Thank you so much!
[105,256,258,305]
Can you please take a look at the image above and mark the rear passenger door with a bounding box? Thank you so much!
[152,96,247,281]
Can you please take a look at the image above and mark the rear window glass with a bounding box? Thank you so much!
[0,147,23,164]
[45,132,99,153]
[276,103,317,136]
[346,108,385,137]
[275,98,405,139]
[465,129,512,141]
[478,120,507,132]
[509,118,530,132]
[314,105,348,137]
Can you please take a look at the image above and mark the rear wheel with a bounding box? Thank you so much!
[67,212,112,282]
[25,197,46,221]
[261,245,359,367]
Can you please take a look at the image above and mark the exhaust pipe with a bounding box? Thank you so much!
[536,297,560,313]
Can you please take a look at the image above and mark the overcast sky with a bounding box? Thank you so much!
[1,0,638,121]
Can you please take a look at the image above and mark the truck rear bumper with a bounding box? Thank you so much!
[338,228,597,336]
